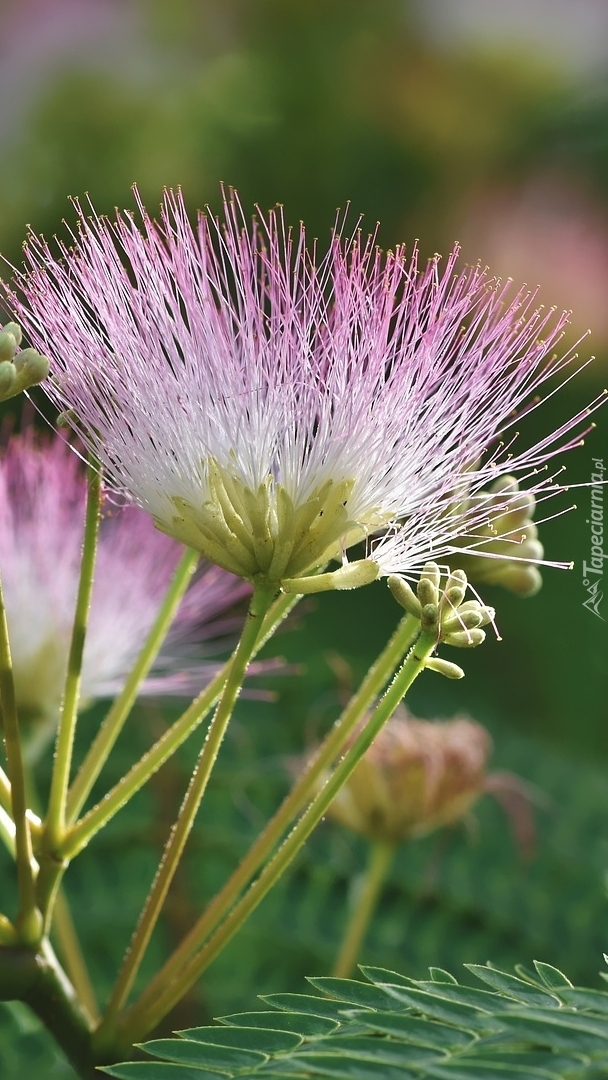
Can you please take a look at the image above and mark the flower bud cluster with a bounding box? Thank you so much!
[448,475,543,597]
[388,561,495,648]
[0,322,49,401]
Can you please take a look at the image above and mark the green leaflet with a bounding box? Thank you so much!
[533,962,575,991]
[177,1028,303,1054]
[217,1013,340,1037]
[102,1065,226,1080]
[101,961,608,1080]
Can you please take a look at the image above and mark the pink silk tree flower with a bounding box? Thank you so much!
[7,189,604,591]
[0,430,250,727]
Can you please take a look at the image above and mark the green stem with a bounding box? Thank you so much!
[25,764,99,1024]
[0,939,97,1079]
[332,840,395,978]
[52,890,99,1023]
[0,765,13,819]
[66,548,199,824]
[44,461,102,853]
[120,628,437,1041]
[98,581,277,1037]
[0,804,16,859]
[62,590,298,860]
[0,571,39,944]
[123,612,418,1021]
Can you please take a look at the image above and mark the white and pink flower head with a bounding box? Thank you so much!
[0,428,250,725]
[6,189,605,593]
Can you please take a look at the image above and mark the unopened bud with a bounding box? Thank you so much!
[0,362,16,394]
[388,574,421,618]
[442,603,495,635]
[520,538,543,563]
[420,602,438,633]
[505,490,536,525]
[2,322,22,345]
[0,321,49,401]
[16,349,50,386]
[447,476,544,596]
[56,409,78,429]
[441,568,467,611]
[417,561,440,605]
[424,656,465,679]
[443,627,486,648]
[457,600,485,616]
[14,347,38,374]
[476,605,495,626]
[0,330,18,363]
[489,475,519,495]
[500,564,542,597]
[443,608,483,632]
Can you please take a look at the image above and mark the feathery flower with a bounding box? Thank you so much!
[7,190,604,591]
[0,430,250,725]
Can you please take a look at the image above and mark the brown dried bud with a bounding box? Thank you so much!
[323,709,492,844]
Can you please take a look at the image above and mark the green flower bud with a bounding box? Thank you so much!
[0,362,16,395]
[421,602,439,633]
[388,574,421,617]
[1,322,22,347]
[424,656,465,679]
[447,476,544,596]
[0,324,49,401]
[443,607,484,632]
[443,627,486,648]
[488,474,519,495]
[440,568,467,611]
[418,562,440,607]
[0,329,18,363]
[15,349,50,387]
[442,602,495,634]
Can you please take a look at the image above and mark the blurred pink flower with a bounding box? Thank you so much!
[321,706,537,857]
[322,710,492,844]
[8,189,604,587]
[0,430,250,722]
[460,176,608,348]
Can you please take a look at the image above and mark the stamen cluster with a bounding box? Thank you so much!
[7,189,602,589]
[0,431,249,725]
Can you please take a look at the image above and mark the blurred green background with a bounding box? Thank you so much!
[0,0,607,1075]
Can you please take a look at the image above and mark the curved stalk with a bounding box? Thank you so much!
[52,890,99,1023]
[20,940,96,1079]
[25,764,98,1021]
[120,612,418,1017]
[44,460,102,851]
[66,548,199,823]
[0,571,39,943]
[119,629,437,1041]
[98,582,277,1036]
[62,590,298,859]
[332,840,395,978]
[0,766,13,819]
